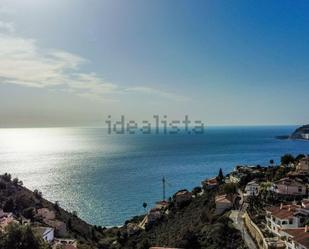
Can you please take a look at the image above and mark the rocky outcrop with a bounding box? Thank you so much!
[290,124,309,140]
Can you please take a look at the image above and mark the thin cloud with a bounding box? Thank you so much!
[125,86,189,101]
[0,21,14,33]
[0,24,186,102]
[0,33,118,94]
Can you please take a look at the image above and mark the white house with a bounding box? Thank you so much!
[266,204,298,236]
[270,178,306,196]
[243,181,260,199]
[32,227,54,243]
[266,204,309,237]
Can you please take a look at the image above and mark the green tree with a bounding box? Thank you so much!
[3,198,15,212]
[33,189,42,199]
[192,186,202,196]
[22,207,35,220]
[2,173,12,182]
[222,183,238,194]
[281,154,295,166]
[0,223,49,249]
[296,154,306,161]
[67,218,72,230]
[217,168,224,183]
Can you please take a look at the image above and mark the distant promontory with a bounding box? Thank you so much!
[277,124,309,140]
[290,124,309,140]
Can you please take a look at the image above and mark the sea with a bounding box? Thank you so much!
[0,125,309,226]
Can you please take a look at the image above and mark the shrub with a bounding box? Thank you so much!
[22,207,35,220]
[3,198,15,212]
[2,173,12,182]
[0,223,49,249]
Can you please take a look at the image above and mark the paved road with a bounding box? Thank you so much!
[230,199,258,249]
[230,210,257,249]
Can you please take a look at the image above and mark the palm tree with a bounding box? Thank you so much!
[269,159,274,166]
[142,202,147,212]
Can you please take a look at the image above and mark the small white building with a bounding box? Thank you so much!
[301,134,309,140]
[33,227,54,243]
[45,219,67,237]
[229,172,246,183]
[244,181,260,198]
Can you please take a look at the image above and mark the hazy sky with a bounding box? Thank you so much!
[0,0,309,127]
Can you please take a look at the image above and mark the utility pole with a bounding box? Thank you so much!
[162,176,166,201]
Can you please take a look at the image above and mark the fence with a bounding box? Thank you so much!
[242,212,268,249]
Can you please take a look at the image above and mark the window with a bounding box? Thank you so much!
[298,186,303,192]
[289,218,293,224]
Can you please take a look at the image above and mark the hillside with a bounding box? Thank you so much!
[0,173,246,249]
[117,188,246,249]
[0,173,105,249]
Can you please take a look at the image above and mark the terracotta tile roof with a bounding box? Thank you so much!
[215,195,232,204]
[205,177,219,185]
[156,201,168,205]
[275,178,305,186]
[266,205,300,219]
[175,190,191,196]
[283,228,309,248]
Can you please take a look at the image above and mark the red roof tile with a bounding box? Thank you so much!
[283,228,309,248]
[266,205,300,219]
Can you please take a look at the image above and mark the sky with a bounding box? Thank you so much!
[0,0,309,127]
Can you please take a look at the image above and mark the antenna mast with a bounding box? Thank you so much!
[162,176,166,201]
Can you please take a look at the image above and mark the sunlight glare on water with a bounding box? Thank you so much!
[1,126,309,226]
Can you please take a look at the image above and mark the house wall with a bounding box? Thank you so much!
[215,201,232,215]
[43,228,54,243]
[266,215,300,237]
[245,184,259,196]
[275,184,306,195]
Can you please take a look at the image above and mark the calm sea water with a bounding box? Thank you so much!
[0,126,309,226]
